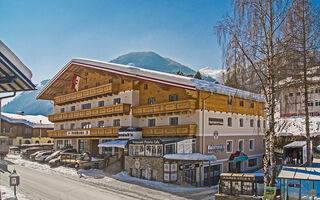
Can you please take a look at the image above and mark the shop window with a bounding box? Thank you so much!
[98,121,104,128]
[113,119,120,127]
[148,97,156,105]
[145,145,162,157]
[148,119,156,127]
[221,180,231,194]
[242,181,254,195]
[249,139,255,151]
[64,139,72,147]
[71,106,76,111]
[239,118,244,127]
[78,140,88,153]
[227,118,232,127]
[81,122,91,129]
[60,124,64,130]
[113,98,121,105]
[226,140,233,153]
[169,117,178,126]
[250,119,254,127]
[70,123,75,129]
[238,140,244,151]
[240,101,244,107]
[56,140,64,150]
[165,143,176,154]
[169,94,178,102]
[129,145,144,156]
[98,100,104,107]
[81,103,91,109]
[60,108,65,113]
[248,158,258,167]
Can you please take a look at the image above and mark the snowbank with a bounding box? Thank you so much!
[1,185,28,200]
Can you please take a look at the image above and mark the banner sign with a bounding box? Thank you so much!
[67,130,90,136]
[209,118,223,125]
[208,144,225,153]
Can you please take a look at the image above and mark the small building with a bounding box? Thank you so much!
[0,112,53,145]
[278,166,320,199]
[283,141,312,166]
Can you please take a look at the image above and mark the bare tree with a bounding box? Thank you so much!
[283,0,320,167]
[217,0,293,186]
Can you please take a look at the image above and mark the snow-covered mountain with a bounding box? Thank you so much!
[199,67,226,83]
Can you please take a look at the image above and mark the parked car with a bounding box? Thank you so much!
[49,155,61,168]
[45,147,76,163]
[21,147,44,159]
[9,146,20,154]
[30,150,45,161]
[35,151,53,162]
[44,150,62,162]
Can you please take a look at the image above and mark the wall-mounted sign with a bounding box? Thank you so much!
[67,130,90,136]
[213,131,219,139]
[131,139,161,145]
[209,118,223,125]
[134,160,140,169]
[118,131,142,140]
[208,144,225,153]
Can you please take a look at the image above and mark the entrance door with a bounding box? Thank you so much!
[236,162,241,173]
[204,165,221,186]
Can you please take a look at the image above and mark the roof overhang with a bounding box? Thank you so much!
[0,41,36,93]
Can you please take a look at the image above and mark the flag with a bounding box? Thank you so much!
[71,74,80,91]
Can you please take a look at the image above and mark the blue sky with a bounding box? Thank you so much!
[0,0,232,84]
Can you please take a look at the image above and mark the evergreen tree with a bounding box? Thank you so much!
[193,71,202,80]
[176,70,184,76]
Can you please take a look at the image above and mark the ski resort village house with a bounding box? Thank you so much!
[37,58,265,186]
[0,112,53,145]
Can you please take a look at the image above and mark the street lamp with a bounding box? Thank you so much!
[9,169,20,197]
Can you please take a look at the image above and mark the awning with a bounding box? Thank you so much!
[98,140,128,148]
[229,151,248,162]
[284,141,306,148]
[278,167,320,181]
[163,153,216,161]
[0,41,36,93]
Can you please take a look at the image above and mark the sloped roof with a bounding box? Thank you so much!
[0,112,53,129]
[37,58,265,102]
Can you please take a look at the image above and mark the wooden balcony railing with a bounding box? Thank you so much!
[47,127,120,138]
[142,124,197,137]
[54,83,113,105]
[48,104,131,122]
[132,99,197,117]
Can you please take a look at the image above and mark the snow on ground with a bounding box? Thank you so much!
[6,154,217,194]
[1,185,28,200]
[113,171,218,193]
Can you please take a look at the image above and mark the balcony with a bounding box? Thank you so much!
[142,124,197,137]
[132,99,197,117]
[48,104,131,122]
[47,127,120,138]
[54,83,113,105]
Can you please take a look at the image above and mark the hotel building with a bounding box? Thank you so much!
[37,58,265,185]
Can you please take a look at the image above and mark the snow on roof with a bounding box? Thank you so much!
[278,167,320,181]
[38,58,265,103]
[0,112,53,128]
[276,116,320,137]
[284,141,306,148]
[98,139,128,148]
[163,153,217,161]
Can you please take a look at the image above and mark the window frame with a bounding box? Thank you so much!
[249,139,255,151]
[226,140,233,153]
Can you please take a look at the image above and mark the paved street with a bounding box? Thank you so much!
[0,159,209,200]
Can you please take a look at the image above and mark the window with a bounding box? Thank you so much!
[60,108,65,113]
[248,158,258,167]
[84,85,88,89]
[60,124,64,130]
[226,140,233,153]
[81,103,91,109]
[309,88,314,94]
[308,101,314,107]
[165,144,176,154]
[98,121,104,128]
[289,93,293,97]
[257,119,261,128]
[316,88,320,93]
[169,94,178,102]
[144,84,148,89]
[71,106,76,111]
[148,119,156,127]
[145,145,163,157]
[240,101,244,107]
[169,117,178,125]
[263,139,266,148]
[148,97,156,105]
[249,139,255,151]
[96,82,100,87]
[250,119,254,127]
[227,118,232,127]
[78,139,88,153]
[81,122,91,129]
[70,123,75,129]
[109,79,113,83]
[98,101,104,107]
[113,119,120,126]
[113,98,121,105]
[250,103,254,108]
[129,145,144,156]
[315,100,320,106]
[239,118,244,127]
[263,120,266,129]
[238,140,244,151]
[297,92,301,96]
[121,79,125,84]
[227,97,232,105]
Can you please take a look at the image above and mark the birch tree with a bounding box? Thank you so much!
[217,0,293,186]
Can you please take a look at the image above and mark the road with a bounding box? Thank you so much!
[0,163,189,200]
